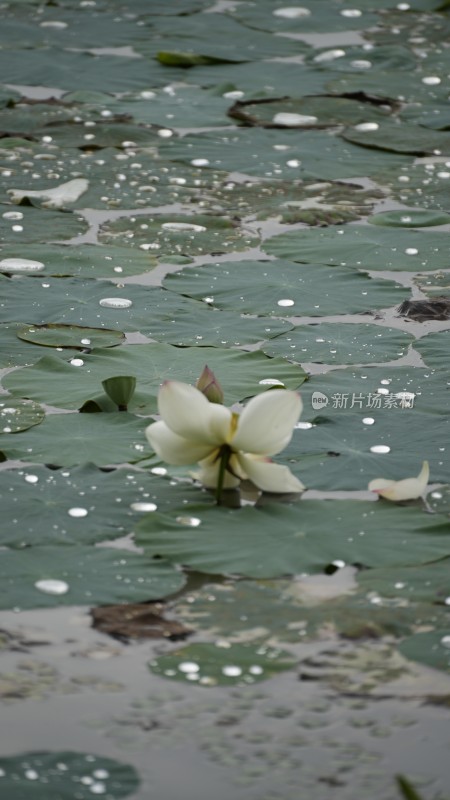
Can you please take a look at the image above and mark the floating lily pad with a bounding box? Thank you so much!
[414,270,450,298]
[0,751,140,799]
[0,412,152,467]
[3,345,307,411]
[230,0,378,34]
[0,145,230,213]
[112,85,233,128]
[367,209,450,228]
[184,61,328,99]
[357,560,450,605]
[280,408,450,489]
[229,96,389,129]
[414,329,450,369]
[138,14,303,62]
[0,397,44,433]
[136,501,450,578]
[196,178,385,225]
[298,365,450,418]
[0,545,184,609]
[0,203,87,244]
[0,278,204,331]
[149,642,297,686]
[0,243,157,278]
[0,464,210,547]
[264,224,450,271]
[399,631,450,675]
[342,120,450,156]
[158,128,411,181]
[17,323,125,349]
[262,323,413,365]
[0,323,81,368]
[98,214,259,258]
[0,48,184,93]
[163,260,405,317]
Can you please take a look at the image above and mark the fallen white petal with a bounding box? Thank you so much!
[145,420,214,465]
[237,453,305,493]
[368,460,429,501]
[8,178,89,209]
[232,390,302,455]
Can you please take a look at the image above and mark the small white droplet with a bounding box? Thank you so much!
[222,665,242,677]
[362,417,375,425]
[162,222,206,232]
[80,338,91,345]
[25,474,39,484]
[157,128,173,138]
[314,49,346,63]
[90,783,106,794]
[249,665,263,675]
[422,76,441,85]
[405,248,418,255]
[24,770,39,780]
[70,358,84,367]
[40,20,68,28]
[68,507,88,518]
[35,579,69,595]
[151,467,167,476]
[130,502,157,512]
[351,60,372,69]
[273,6,311,17]
[354,122,379,132]
[440,635,450,648]
[273,113,317,126]
[2,211,24,220]
[287,159,301,168]
[223,90,244,99]
[190,158,210,167]
[99,297,133,308]
[258,378,285,386]
[340,8,362,16]
[93,770,109,780]
[176,516,201,527]
[0,258,45,273]
[370,445,391,454]
[277,298,295,307]
[178,661,200,673]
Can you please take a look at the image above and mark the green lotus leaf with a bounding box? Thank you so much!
[262,322,413,366]
[163,260,405,317]
[3,345,307,410]
[0,751,140,798]
[149,642,297,685]
[136,501,450,578]
[264,224,450,271]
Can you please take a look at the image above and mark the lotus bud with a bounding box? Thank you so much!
[102,375,136,411]
[195,365,224,404]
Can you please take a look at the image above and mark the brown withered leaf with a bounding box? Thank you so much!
[398,298,450,322]
[91,602,193,642]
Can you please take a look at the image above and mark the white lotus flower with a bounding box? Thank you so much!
[368,460,429,501]
[145,380,304,499]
